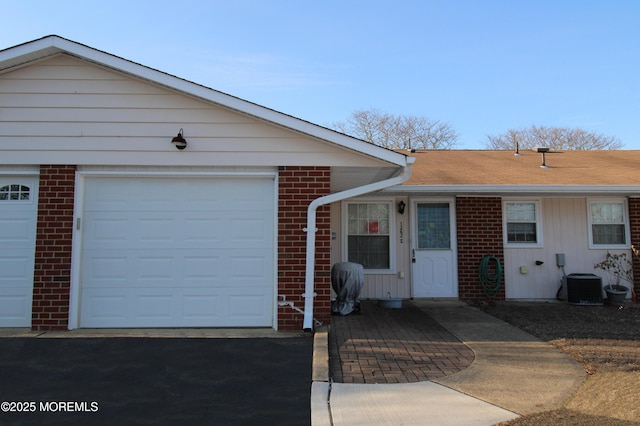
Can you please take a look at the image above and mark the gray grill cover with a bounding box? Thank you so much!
[331,262,364,315]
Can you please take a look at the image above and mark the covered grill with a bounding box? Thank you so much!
[330,262,364,316]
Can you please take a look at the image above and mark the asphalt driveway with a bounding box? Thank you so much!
[0,337,312,425]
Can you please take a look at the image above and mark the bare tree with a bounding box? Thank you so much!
[332,108,458,150]
[485,125,623,150]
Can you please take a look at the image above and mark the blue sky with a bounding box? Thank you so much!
[3,1,639,149]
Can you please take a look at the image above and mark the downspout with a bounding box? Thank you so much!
[302,161,414,330]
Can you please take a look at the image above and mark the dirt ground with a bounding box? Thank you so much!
[479,301,640,425]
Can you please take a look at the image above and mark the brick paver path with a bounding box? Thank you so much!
[329,300,474,384]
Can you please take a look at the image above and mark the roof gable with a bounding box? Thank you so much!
[0,35,409,168]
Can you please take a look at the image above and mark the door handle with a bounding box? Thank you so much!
[412,249,416,263]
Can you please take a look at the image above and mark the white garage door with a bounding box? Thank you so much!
[80,176,275,328]
[0,176,38,327]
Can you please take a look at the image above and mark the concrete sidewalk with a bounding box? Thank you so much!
[312,300,586,425]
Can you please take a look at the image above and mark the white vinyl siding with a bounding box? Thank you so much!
[504,197,631,300]
[0,54,389,168]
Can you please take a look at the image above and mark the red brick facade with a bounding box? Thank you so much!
[455,196,505,301]
[32,165,76,331]
[277,167,332,330]
[28,165,332,332]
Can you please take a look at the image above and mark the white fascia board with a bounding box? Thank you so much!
[386,184,640,195]
[0,36,60,69]
[1,36,409,168]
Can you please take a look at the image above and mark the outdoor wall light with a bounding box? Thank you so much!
[171,128,187,150]
[398,201,406,214]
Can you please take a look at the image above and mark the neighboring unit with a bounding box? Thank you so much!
[332,150,640,303]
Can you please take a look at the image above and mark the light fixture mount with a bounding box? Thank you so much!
[171,128,187,150]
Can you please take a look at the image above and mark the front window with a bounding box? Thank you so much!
[347,202,391,269]
[589,200,628,247]
[504,201,541,246]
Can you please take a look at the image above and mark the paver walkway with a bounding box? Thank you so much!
[329,300,475,384]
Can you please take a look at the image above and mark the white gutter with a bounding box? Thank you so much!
[302,160,414,330]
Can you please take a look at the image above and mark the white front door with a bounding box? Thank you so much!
[412,200,457,298]
[0,176,38,327]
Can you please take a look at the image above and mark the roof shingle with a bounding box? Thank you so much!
[404,150,640,186]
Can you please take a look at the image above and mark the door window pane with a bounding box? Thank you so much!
[417,203,450,249]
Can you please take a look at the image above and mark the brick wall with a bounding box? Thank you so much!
[456,196,505,301]
[29,165,331,332]
[629,197,640,297]
[277,167,331,330]
[32,165,76,331]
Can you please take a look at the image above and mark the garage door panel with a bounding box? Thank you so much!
[136,294,174,320]
[183,256,221,282]
[0,289,32,327]
[84,255,130,284]
[80,176,275,328]
[0,256,33,286]
[0,218,36,248]
[81,287,271,327]
[229,255,270,281]
[0,291,32,326]
[83,249,271,287]
[230,216,272,245]
[84,212,272,250]
[0,176,38,327]
[84,252,178,287]
[86,217,129,244]
[183,218,222,243]
[84,178,274,212]
[85,179,187,212]
[137,256,176,282]
[84,293,128,321]
[84,214,189,248]
[182,295,221,321]
[228,294,271,319]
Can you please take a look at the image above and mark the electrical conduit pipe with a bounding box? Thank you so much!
[302,161,414,330]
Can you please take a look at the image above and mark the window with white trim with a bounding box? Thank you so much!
[0,184,30,201]
[504,201,541,246]
[346,202,391,270]
[588,199,629,247]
